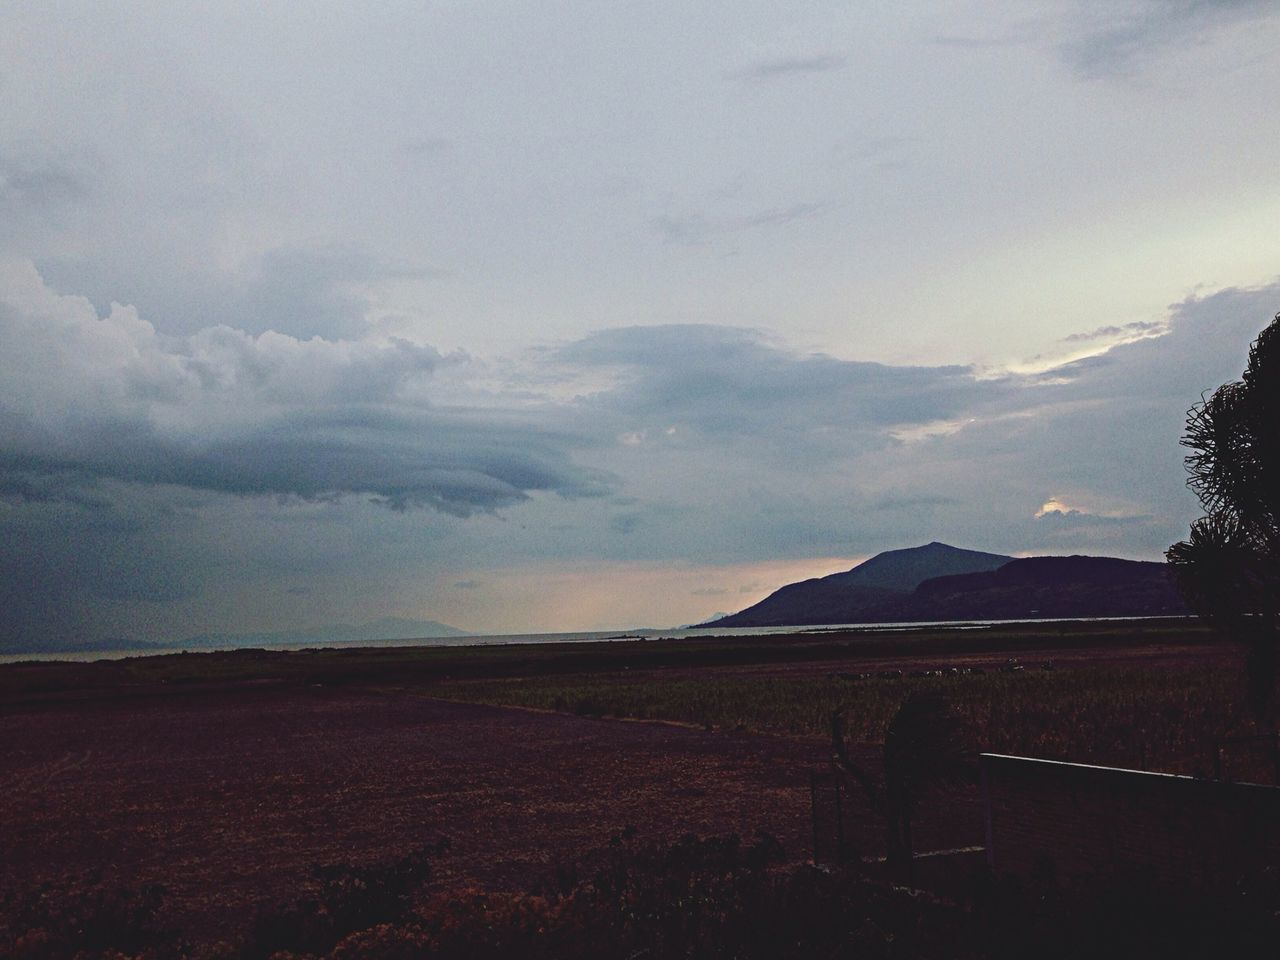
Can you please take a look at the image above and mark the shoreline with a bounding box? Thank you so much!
[0,614,1199,666]
[1,617,1214,708]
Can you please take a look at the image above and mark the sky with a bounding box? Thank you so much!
[2,1,1279,646]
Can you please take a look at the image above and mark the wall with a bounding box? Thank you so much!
[981,753,1280,888]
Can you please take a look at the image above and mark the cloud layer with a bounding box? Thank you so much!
[0,261,607,515]
[3,253,1277,646]
[3,3,1279,645]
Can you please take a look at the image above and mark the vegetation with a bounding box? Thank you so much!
[433,663,1265,776]
[5,833,1277,959]
[0,618,1214,705]
[244,842,447,959]
[1169,311,1280,713]
[7,621,1277,957]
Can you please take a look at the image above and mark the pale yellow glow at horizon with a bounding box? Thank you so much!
[425,555,872,635]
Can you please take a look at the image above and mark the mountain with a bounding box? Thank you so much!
[704,544,1188,628]
[708,543,1013,628]
[0,636,169,656]
[0,617,471,657]
[177,616,470,649]
[904,556,1188,621]
[816,541,1016,592]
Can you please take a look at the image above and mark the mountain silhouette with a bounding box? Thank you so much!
[709,542,1012,628]
[903,555,1188,621]
[705,543,1187,628]
[177,616,470,649]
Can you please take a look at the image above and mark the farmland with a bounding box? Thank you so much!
[4,618,1278,957]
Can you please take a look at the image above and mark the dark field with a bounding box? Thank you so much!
[1,685,830,939]
[3,619,1275,954]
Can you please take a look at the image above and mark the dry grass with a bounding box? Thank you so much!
[434,664,1260,776]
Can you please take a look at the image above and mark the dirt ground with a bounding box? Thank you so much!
[0,636,1230,940]
[1,684,961,939]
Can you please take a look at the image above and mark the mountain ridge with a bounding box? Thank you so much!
[0,616,471,656]
[705,543,1187,628]
[179,616,471,648]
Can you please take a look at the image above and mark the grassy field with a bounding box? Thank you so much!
[433,663,1262,777]
[0,617,1217,697]
[4,617,1267,777]
[6,619,1280,957]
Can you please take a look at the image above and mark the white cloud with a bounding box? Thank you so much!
[0,259,608,513]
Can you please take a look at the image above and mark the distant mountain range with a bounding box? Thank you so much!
[1,617,469,656]
[177,617,470,648]
[705,542,1188,628]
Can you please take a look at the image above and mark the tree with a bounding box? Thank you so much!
[1167,312,1280,715]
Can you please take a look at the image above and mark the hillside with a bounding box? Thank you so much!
[705,544,1188,628]
[708,543,1013,628]
[904,555,1188,621]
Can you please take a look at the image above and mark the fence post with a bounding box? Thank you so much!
[980,755,994,869]
[809,771,821,864]
[834,776,846,862]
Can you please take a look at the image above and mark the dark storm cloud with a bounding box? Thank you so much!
[548,284,1280,565]
[891,281,1280,556]
[0,413,608,516]
[738,54,847,81]
[1037,283,1275,404]
[1035,509,1154,527]
[0,259,615,647]
[0,478,206,649]
[5,252,1278,647]
[559,324,1007,444]
[0,260,609,518]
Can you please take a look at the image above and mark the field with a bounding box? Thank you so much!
[3,618,1278,956]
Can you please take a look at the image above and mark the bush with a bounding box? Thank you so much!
[0,871,167,960]
[243,841,446,960]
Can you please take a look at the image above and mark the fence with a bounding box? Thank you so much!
[809,769,851,866]
[981,753,1280,888]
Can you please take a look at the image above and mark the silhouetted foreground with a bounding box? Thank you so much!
[4,832,1277,959]
[4,621,1274,958]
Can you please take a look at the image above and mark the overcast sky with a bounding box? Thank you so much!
[3,1,1279,645]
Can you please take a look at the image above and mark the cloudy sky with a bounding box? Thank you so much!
[3,1,1279,646]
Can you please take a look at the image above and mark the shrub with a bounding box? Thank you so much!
[0,871,167,960]
[242,841,446,960]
